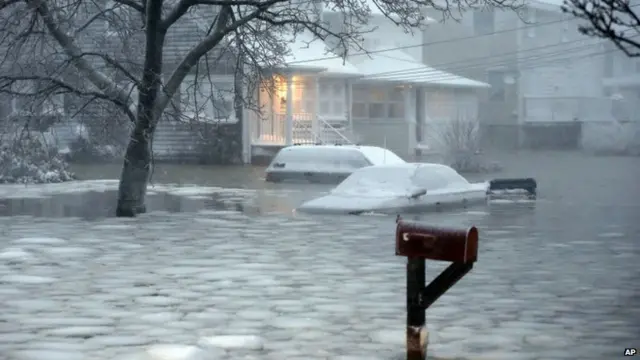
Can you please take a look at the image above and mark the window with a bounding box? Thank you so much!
[473,9,495,35]
[368,88,386,118]
[350,86,406,119]
[180,74,236,123]
[486,70,506,101]
[318,80,346,117]
[352,87,368,118]
[387,87,404,119]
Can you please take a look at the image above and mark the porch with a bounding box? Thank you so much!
[250,74,358,148]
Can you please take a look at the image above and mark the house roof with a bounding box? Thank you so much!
[322,0,436,23]
[527,0,564,12]
[280,31,362,77]
[349,46,489,88]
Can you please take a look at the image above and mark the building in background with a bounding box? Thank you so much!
[422,0,614,150]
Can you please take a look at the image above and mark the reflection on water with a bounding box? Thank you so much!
[0,188,322,219]
[2,150,640,221]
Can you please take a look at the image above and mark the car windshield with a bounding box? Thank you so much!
[413,165,470,190]
[332,165,417,196]
[270,147,372,169]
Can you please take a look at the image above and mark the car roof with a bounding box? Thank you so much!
[277,145,405,165]
[354,162,453,172]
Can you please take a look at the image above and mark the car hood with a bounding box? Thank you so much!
[297,193,396,214]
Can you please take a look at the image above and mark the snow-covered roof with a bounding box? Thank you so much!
[528,0,564,12]
[280,32,362,77]
[322,0,437,23]
[349,46,489,88]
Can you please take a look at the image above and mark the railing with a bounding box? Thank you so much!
[250,111,286,145]
[315,116,355,145]
[250,111,357,146]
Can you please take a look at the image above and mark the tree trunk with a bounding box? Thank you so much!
[115,0,165,217]
[115,131,152,217]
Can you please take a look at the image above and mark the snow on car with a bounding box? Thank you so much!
[264,144,405,184]
[296,163,537,215]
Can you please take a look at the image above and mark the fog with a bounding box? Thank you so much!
[1,1,639,360]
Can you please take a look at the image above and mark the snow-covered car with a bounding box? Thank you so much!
[296,163,537,215]
[264,144,405,184]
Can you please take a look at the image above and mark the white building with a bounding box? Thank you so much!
[248,2,488,160]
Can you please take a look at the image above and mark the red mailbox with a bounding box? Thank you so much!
[396,221,478,263]
[395,218,480,360]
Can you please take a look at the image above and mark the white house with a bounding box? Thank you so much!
[248,2,488,161]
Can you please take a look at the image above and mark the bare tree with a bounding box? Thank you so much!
[0,0,521,217]
[562,0,640,57]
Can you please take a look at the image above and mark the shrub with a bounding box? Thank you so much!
[423,116,503,173]
[0,132,76,184]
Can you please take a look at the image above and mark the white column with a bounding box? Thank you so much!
[415,87,425,157]
[346,78,353,136]
[241,84,251,164]
[403,84,415,156]
[313,76,320,142]
[285,73,293,146]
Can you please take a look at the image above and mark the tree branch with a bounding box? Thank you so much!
[113,0,144,12]
[78,52,141,87]
[154,1,281,120]
[563,0,640,57]
[0,74,136,122]
[25,0,136,114]
[161,0,287,30]
[0,0,21,11]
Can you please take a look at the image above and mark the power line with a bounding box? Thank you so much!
[359,36,600,78]
[281,40,610,85]
[286,11,576,65]
[379,46,609,84]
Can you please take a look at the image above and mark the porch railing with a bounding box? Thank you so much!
[315,116,356,145]
[251,111,356,146]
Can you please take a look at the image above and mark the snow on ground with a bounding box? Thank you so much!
[0,206,636,360]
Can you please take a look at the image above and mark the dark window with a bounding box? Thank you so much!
[352,102,367,118]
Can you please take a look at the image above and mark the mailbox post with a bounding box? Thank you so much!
[395,217,479,360]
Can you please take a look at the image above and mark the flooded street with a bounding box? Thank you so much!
[0,151,638,360]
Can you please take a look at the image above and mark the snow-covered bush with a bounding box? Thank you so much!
[423,116,502,173]
[0,133,76,184]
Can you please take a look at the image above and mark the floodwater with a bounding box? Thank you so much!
[0,151,638,360]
